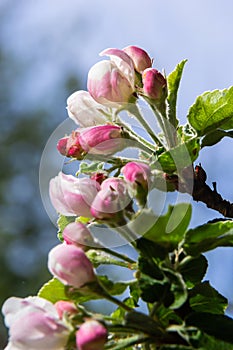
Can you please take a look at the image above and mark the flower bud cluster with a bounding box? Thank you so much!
[2,295,107,350]
[2,45,159,350]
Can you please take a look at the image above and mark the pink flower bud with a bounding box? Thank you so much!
[76,319,108,350]
[57,136,69,156]
[78,125,126,155]
[142,68,167,101]
[90,178,131,221]
[49,172,100,217]
[63,222,94,249]
[122,162,152,206]
[90,172,108,185]
[57,131,85,159]
[87,58,134,106]
[67,90,108,127]
[54,301,77,319]
[2,296,69,350]
[123,46,152,73]
[122,162,152,191]
[48,243,96,288]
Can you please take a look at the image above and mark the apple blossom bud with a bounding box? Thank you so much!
[63,222,94,250]
[48,243,96,288]
[87,60,134,106]
[122,162,152,205]
[54,301,77,319]
[67,90,107,127]
[2,296,69,350]
[122,162,152,190]
[57,136,69,156]
[123,46,152,73]
[76,319,108,350]
[90,178,131,221]
[142,68,167,101]
[90,172,108,185]
[57,131,86,159]
[78,125,127,155]
[49,172,100,217]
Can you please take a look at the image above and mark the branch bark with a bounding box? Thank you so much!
[166,164,233,218]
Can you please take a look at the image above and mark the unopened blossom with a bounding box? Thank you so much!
[90,178,131,221]
[67,90,109,127]
[48,243,96,288]
[122,162,152,205]
[79,125,127,155]
[123,45,152,73]
[57,131,85,159]
[49,172,100,217]
[2,296,69,350]
[87,48,135,106]
[142,68,167,101]
[122,162,152,191]
[76,319,108,350]
[54,301,77,319]
[63,221,94,249]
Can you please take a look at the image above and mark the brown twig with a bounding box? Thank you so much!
[165,164,233,218]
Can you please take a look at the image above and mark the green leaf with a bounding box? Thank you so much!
[77,160,105,175]
[167,59,187,128]
[199,333,233,350]
[186,312,233,344]
[189,281,228,314]
[153,137,200,173]
[143,203,192,251]
[37,278,68,303]
[187,87,233,136]
[66,275,129,304]
[184,220,233,255]
[57,215,76,240]
[155,304,182,328]
[178,254,208,288]
[201,129,233,147]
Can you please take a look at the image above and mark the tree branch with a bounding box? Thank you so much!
[165,164,233,218]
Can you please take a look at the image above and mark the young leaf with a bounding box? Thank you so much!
[77,161,105,175]
[201,129,233,147]
[167,59,187,128]
[37,278,68,303]
[187,87,233,136]
[143,203,192,251]
[152,137,200,173]
[189,281,228,315]
[184,220,233,255]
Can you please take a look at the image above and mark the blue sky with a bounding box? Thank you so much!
[1,0,233,312]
